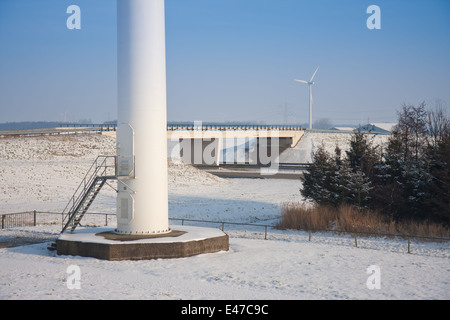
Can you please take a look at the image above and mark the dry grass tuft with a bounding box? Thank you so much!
[276,203,449,241]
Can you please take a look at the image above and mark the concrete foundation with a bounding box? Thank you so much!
[56,226,229,261]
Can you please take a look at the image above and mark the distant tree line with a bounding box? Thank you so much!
[301,102,450,226]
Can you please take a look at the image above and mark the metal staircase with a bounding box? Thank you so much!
[61,156,117,233]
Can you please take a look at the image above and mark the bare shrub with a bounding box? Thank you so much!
[277,203,336,232]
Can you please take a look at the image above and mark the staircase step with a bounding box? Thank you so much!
[61,159,116,233]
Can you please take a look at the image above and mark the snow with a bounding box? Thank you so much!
[330,126,356,131]
[58,225,225,245]
[369,123,397,132]
[0,133,449,300]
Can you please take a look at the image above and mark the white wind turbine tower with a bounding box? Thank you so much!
[294,66,319,129]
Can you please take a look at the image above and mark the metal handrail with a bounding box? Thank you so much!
[61,156,116,229]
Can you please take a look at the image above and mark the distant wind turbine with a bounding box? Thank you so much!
[294,66,319,129]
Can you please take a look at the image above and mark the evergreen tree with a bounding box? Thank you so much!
[346,127,379,179]
[426,106,450,224]
[343,169,373,209]
[301,144,373,209]
[300,144,338,206]
[300,102,449,226]
[376,103,434,221]
[428,135,450,225]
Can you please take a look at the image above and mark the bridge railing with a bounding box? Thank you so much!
[28,123,308,133]
[166,123,306,131]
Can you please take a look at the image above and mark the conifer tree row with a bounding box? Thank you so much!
[300,102,450,226]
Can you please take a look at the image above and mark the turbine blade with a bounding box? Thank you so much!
[310,66,319,82]
[294,79,308,84]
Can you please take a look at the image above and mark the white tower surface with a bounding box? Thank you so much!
[116,0,169,234]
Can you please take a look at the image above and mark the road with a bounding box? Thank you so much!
[196,164,308,180]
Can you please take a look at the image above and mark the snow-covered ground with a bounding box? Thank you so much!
[0,133,448,300]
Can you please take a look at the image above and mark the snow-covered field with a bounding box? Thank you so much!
[0,133,448,300]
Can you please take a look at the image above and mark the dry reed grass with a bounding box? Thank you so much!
[276,203,449,241]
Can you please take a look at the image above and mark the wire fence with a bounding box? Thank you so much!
[168,218,450,255]
[1,211,37,229]
[1,211,449,255]
[0,211,116,230]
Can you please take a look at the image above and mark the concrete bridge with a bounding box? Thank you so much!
[53,122,305,167]
[166,123,305,166]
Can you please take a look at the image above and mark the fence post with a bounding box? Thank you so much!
[309,230,311,242]
[264,226,267,240]
[1,215,4,229]
[408,237,411,254]
[222,222,225,232]
[354,233,358,248]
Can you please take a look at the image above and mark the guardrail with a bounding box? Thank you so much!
[59,123,117,131]
[0,124,307,137]
[166,124,306,131]
[62,123,307,131]
[205,163,312,170]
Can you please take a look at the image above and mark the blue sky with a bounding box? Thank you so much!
[0,0,449,125]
